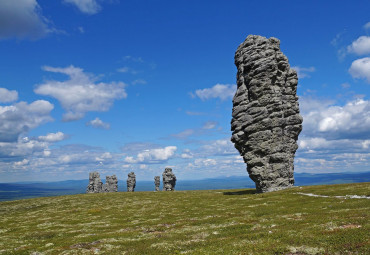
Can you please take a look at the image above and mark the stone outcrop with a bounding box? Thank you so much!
[127,172,136,192]
[103,175,118,192]
[154,176,160,191]
[162,168,176,191]
[231,35,303,193]
[86,171,103,193]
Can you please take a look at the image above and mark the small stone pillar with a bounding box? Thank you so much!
[154,176,160,191]
[127,172,136,192]
[86,171,103,193]
[103,175,118,192]
[162,168,176,191]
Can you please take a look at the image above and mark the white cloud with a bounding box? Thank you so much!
[86,117,110,129]
[200,139,238,157]
[291,66,315,79]
[117,67,129,73]
[364,22,370,30]
[124,146,177,164]
[63,0,101,14]
[34,65,127,121]
[202,121,217,130]
[193,84,236,101]
[181,149,193,159]
[0,100,54,142]
[347,36,370,55]
[0,137,48,160]
[38,132,66,142]
[171,129,195,139]
[0,0,50,40]
[302,98,370,139]
[349,57,370,83]
[132,79,147,85]
[0,88,18,103]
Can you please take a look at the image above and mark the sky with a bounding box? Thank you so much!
[0,0,369,182]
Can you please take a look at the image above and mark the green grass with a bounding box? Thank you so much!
[0,182,369,254]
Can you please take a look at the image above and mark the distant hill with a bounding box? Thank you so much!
[0,171,369,202]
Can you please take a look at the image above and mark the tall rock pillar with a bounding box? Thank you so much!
[231,35,303,193]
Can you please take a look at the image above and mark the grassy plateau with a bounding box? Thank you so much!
[0,182,369,254]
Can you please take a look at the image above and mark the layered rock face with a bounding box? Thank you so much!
[127,172,136,192]
[162,168,176,191]
[231,35,303,193]
[103,175,118,192]
[86,171,103,193]
[154,176,160,191]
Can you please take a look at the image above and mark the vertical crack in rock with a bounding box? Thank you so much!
[154,176,160,191]
[103,175,118,192]
[86,171,103,193]
[162,168,176,191]
[231,35,303,193]
[127,172,136,192]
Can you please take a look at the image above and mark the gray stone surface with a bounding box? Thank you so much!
[86,171,103,193]
[231,35,303,193]
[103,175,118,192]
[162,168,176,191]
[127,172,136,192]
[154,176,160,191]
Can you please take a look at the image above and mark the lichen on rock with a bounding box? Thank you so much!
[231,35,303,193]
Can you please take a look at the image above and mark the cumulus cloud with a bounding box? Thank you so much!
[0,100,54,142]
[349,57,370,83]
[291,66,315,79]
[302,98,369,139]
[347,36,370,55]
[63,0,101,14]
[38,132,66,142]
[86,117,110,129]
[192,84,236,101]
[0,136,48,160]
[124,146,177,164]
[0,0,51,40]
[34,65,127,121]
[0,88,18,103]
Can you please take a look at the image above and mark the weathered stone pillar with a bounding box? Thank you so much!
[154,176,160,191]
[127,172,136,192]
[103,175,118,192]
[231,35,303,193]
[162,168,176,191]
[86,171,103,193]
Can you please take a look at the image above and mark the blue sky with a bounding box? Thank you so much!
[0,0,369,182]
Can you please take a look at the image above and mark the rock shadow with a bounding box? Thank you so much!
[223,190,256,195]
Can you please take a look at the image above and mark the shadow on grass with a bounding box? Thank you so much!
[223,189,256,195]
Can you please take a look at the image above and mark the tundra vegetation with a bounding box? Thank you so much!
[0,182,369,254]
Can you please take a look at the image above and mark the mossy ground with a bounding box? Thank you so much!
[0,182,369,254]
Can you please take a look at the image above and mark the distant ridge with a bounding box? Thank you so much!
[1,171,369,202]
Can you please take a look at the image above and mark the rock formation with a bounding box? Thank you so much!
[127,172,136,192]
[162,168,176,191]
[154,176,160,191]
[103,175,118,192]
[231,35,303,193]
[86,171,103,193]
